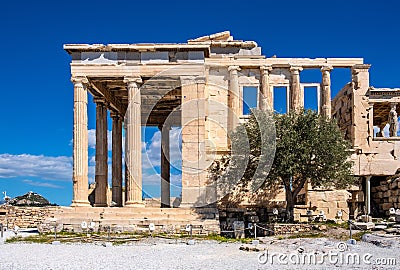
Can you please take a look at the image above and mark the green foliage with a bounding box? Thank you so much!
[5,235,51,244]
[210,110,276,201]
[268,109,353,190]
[211,109,355,221]
[8,191,56,206]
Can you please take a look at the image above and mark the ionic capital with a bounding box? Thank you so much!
[260,65,273,74]
[71,76,88,86]
[228,65,241,72]
[124,76,142,86]
[93,97,107,106]
[290,66,303,74]
[110,110,121,119]
[321,66,333,73]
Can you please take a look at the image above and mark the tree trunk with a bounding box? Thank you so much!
[285,188,295,222]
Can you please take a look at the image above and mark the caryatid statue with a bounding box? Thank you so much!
[388,103,398,137]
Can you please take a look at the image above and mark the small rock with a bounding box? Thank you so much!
[187,240,195,245]
[374,225,388,230]
[252,240,259,245]
[347,239,357,245]
[353,222,375,230]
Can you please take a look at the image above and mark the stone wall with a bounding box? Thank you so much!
[265,223,314,235]
[371,176,400,216]
[332,83,354,142]
[0,206,59,228]
[298,189,351,221]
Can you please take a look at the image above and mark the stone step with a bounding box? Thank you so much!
[57,218,207,227]
[100,214,198,220]
[46,206,220,234]
[56,207,201,216]
[53,210,216,220]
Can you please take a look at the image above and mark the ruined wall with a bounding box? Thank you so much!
[351,65,371,150]
[206,67,229,153]
[332,83,354,142]
[371,176,400,216]
[0,206,59,228]
[357,140,400,176]
[332,66,400,177]
[218,186,351,223]
[296,190,351,221]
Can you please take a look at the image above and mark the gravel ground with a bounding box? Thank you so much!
[0,236,399,270]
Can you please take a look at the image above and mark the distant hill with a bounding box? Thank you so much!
[8,191,56,207]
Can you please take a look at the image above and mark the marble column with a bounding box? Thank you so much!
[389,103,398,137]
[71,76,90,206]
[111,111,123,207]
[321,66,333,117]
[94,98,108,207]
[260,65,273,111]
[228,65,240,130]
[290,66,303,111]
[365,176,371,215]
[368,104,374,140]
[124,76,144,207]
[160,124,171,208]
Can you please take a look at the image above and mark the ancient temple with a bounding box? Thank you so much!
[59,31,400,230]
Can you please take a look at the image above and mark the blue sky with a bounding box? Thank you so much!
[0,0,399,205]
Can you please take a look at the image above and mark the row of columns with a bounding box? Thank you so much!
[71,75,173,207]
[228,65,333,116]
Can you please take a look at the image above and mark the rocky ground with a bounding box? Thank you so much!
[0,234,399,270]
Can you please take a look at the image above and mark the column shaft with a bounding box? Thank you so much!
[111,112,123,206]
[321,66,332,117]
[228,66,240,130]
[365,176,371,215]
[124,77,144,207]
[160,125,170,208]
[71,77,90,206]
[290,67,303,111]
[94,99,108,207]
[260,66,273,111]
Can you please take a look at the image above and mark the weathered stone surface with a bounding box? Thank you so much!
[362,233,400,248]
[353,222,375,230]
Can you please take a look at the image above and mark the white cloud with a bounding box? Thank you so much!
[142,127,182,172]
[1,127,182,190]
[22,179,64,189]
[88,129,113,151]
[0,154,72,181]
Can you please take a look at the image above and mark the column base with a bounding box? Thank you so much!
[125,201,145,207]
[71,200,91,207]
[93,203,108,207]
[178,202,195,208]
